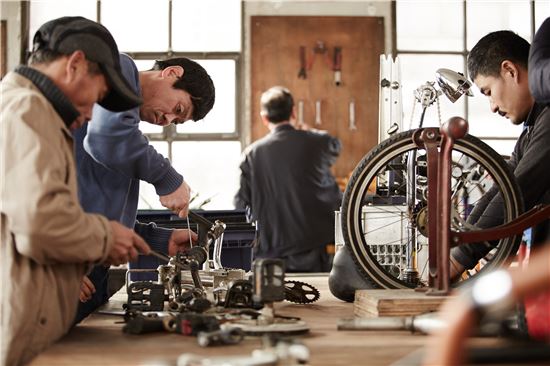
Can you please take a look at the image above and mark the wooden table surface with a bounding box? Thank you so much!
[29,275,427,366]
[29,275,542,366]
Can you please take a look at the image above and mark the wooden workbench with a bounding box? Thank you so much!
[28,276,542,366]
[29,276,426,365]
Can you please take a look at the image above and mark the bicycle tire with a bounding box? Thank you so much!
[342,129,523,289]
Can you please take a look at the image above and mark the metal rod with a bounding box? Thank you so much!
[453,204,550,245]
[149,249,171,263]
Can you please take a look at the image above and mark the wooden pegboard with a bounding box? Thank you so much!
[251,16,385,180]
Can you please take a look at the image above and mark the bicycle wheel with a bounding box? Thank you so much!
[342,129,523,289]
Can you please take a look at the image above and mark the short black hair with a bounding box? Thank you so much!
[260,86,294,123]
[467,30,530,80]
[153,58,215,121]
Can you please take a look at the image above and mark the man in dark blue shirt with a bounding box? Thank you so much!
[74,55,215,322]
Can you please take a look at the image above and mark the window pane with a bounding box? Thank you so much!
[467,92,523,139]
[133,59,164,134]
[139,124,163,136]
[481,139,517,157]
[138,142,169,209]
[396,0,463,51]
[467,0,531,50]
[399,54,466,130]
[535,1,550,32]
[134,59,156,71]
[177,59,236,133]
[172,0,241,52]
[171,141,242,210]
[101,0,168,52]
[29,0,97,48]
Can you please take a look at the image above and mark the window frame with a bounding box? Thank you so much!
[393,0,541,146]
[26,0,243,161]
[103,0,244,158]
[126,51,242,140]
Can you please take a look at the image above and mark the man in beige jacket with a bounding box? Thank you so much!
[0,17,150,366]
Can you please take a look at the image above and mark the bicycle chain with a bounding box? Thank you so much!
[284,280,320,304]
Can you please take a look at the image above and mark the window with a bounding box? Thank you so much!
[398,54,465,129]
[397,1,463,52]
[29,0,242,210]
[171,0,241,53]
[396,0,542,156]
[101,0,169,52]
[466,0,531,50]
[29,0,97,48]
[176,59,237,135]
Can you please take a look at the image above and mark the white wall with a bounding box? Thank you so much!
[242,0,393,145]
[1,1,23,74]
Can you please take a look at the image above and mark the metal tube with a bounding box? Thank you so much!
[405,150,418,281]
[337,313,446,335]
[149,249,171,263]
[338,317,408,331]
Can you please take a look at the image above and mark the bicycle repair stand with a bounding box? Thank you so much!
[379,55,403,143]
[418,117,550,295]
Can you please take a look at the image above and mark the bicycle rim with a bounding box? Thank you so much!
[342,129,523,289]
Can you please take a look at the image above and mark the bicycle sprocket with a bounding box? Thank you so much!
[284,280,320,304]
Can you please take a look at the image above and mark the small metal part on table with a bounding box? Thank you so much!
[284,280,320,304]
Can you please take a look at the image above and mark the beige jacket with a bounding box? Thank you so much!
[0,72,114,366]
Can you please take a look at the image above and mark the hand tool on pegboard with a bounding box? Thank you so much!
[333,46,342,86]
[298,46,307,79]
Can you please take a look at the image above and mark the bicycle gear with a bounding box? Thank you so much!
[284,280,320,304]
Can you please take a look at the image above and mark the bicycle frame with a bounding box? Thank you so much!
[415,118,550,294]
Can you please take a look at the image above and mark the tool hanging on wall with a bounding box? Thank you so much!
[298,46,307,79]
[349,99,357,131]
[298,41,334,80]
[315,100,322,126]
[298,100,304,125]
[333,46,342,86]
[309,40,331,70]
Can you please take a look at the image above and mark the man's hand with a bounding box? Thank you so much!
[106,221,150,265]
[159,181,191,218]
[294,121,311,131]
[167,229,198,256]
[79,275,96,303]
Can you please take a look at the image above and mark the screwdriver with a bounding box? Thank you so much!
[149,249,185,267]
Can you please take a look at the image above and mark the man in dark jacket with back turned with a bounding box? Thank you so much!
[234,86,342,272]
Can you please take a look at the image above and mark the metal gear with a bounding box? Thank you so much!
[284,280,320,304]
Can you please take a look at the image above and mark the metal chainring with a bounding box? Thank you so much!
[284,280,320,304]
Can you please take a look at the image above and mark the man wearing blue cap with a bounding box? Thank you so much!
[0,17,150,366]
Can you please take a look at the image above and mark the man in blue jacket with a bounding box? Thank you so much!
[74,55,215,322]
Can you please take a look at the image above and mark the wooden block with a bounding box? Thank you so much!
[354,289,449,317]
